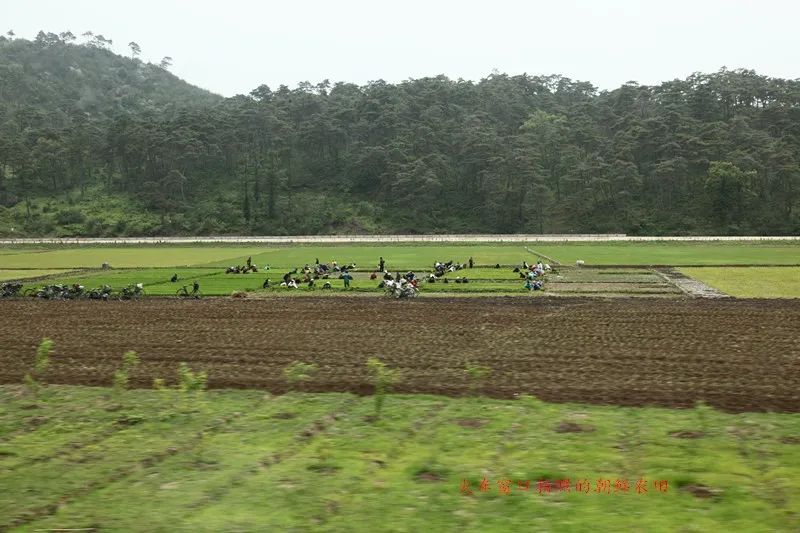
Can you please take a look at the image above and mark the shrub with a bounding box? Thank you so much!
[284,361,318,391]
[113,350,140,394]
[366,357,400,418]
[24,338,54,397]
[56,208,86,225]
[177,362,207,392]
[464,362,491,396]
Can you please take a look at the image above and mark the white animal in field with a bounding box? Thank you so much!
[576,260,585,267]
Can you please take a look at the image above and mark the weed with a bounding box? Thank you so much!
[24,338,54,398]
[177,362,207,393]
[694,400,714,435]
[284,361,318,391]
[464,362,491,396]
[366,357,400,419]
[113,350,140,394]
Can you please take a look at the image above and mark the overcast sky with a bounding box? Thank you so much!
[3,0,798,97]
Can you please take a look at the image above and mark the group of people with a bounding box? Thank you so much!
[372,258,427,295]
[378,269,420,298]
[377,270,419,289]
[271,258,355,290]
[515,260,551,291]
[433,257,473,276]
[258,254,548,293]
[225,257,260,274]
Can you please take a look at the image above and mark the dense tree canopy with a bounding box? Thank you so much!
[1,33,799,236]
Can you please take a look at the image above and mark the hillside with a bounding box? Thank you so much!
[1,33,799,236]
[0,32,219,119]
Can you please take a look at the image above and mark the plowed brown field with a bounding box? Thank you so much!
[1,297,798,412]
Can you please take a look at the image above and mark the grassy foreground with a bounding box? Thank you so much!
[680,267,800,298]
[1,386,798,531]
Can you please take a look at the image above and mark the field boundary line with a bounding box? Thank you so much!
[523,246,561,266]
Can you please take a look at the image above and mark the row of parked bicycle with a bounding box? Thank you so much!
[1,281,141,300]
[0,281,202,300]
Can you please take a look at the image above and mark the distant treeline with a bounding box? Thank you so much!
[1,32,799,236]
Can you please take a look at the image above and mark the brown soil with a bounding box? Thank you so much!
[1,297,799,413]
[416,471,444,482]
[669,430,705,439]
[681,484,719,498]
[455,418,488,428]
[555,421,596,433]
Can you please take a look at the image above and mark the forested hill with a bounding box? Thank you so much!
[1,33,799,237]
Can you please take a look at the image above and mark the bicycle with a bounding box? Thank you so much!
[384,284,419,299]
[88,285,114,301]
[0,282,24,298]
[176,284,201,299]
[119,283,145,300]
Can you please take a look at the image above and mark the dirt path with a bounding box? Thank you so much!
[2,297,798,412]
[656,268,730,298]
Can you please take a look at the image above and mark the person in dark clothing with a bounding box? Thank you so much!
[263,278,271,289]
[171,274,178,282]
[395,272,401,282]
[246,256,252,269]
[468,257,473,268]
[283,272,292,284]
[379,257,385,271]
[192,281,200,294]
[315,258,320,265]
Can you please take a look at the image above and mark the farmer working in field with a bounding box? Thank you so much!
[379,256,385,271]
